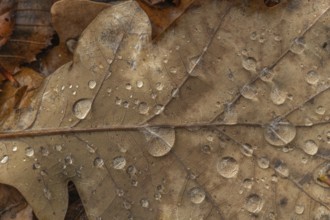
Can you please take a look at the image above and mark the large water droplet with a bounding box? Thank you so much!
[302,140,319,155]
[240,85,258,100]
[217,157,239,178]
[305,70,320,85]
[153,104,164,115]
[112,156,126,169]
[259,67,275,82]
[244,194,264,214]
[189,187,206,204]
[72,99,92,120]
[264,119,296,147]
[144,128,175,157]
[25,147,34,157]
[274,160,289,177]
[0,155,9,164]
[290,37,305,54]
[270,86,286,105]
[242,57,257,72]
[138,102,149,115]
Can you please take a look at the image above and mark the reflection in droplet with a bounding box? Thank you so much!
[240,144,254,157]
[240,85,258,100]
[244,194,264,214]
[125,83,132,90]
[88,80,97,89]
[72,99,92,120]
[189,187,206,204]
[136,80,144,88]
[302,140,319,155]
[0,155,9,164]
[243,178,254,189]
[242,57,257,72]
[270,86,286,105]
[257,156,270,169]
[274,160,289,177]
[260,67,274,82]
[156,82,164,91]
[144,127,175,157]
[290,37,305,54]
[217,157,239,178]
[94,157,104,168]
[264,119,296,147]
[25,147,34,157]
[138,102,149,115]
[295,205,305,215]
[305,70,320,85]
[112,156,126,169]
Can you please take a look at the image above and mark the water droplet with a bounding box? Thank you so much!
[250,32,258,41]
[201,145,211,154]
[188,56,200,75]
[64,155,73,165]
[154,193,161,200]
[315,106,325,115]
[259,67,274,82]
[270,86,286,105]
[43,188,52,200]
[257,157,270,169]
[217,157,239,178]
[243,178,254,189]
[116,189,124,197]
[171,88,179,98]
[72,91,77,96]
[140,199,149,208]
[112,156,126,169]
[25,147,34,157]
[138,102,149,115]
[144,128,175,157]
[264,119,296,147]
[290,37,305,54]
[295,205,305,215]
[72,99,92,120]
[136,80,144,88]
[40,147,49,157]
[240,144,254,157]
[12,146,17,152]
[223,105,238,125]
[156,82,164,91]
[305,70,320,85]
[153,105,164,115]
[123,200,131,210]
[33,162,41,169]
[88,80,97,89]
[189,187,206,204]
[125,83,132,90]
[115,97,122,105]
[94,157,104,168]
[244,194,264,214]
[242,57,257,72]
[274,160,289,177]
[0,155,9,164]
[54,144,62,151]
[122,101,129,108]
[240,85,258,100]
[302,140,319,155]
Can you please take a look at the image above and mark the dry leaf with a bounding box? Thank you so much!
[0,1,330,219]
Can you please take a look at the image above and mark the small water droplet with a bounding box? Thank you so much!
[153,105,164,115]
[257,157,270,169]
[138,102,149,115]
[122,101,129,108]
[223,105,238,125]
[88,80,97,89]
[290,37,305,54]
[136,80,144,88]
[295,205,305,215]
[243,178,254,189]
[250,32,258,41]
[43,188,52,200]
[305,70,320,85]
[240,144,254,157]
[72,91,77,95]
[259,67,274,82]
[189,187,206,204]
[270,86,286,105]
[244,194,264,214]
[64,155,73,165]
[12,146,17,152]
[274,160,289,177]
[217,157,239,178]
[155,82,164,91]
[154,193,161,200]
[93,157,104,168]
[112,156,126,169]
[54,144,62,151]
[115,97,122,105]
[125,83,132,90]
[123,200,131,210]
[116,189,124,197]
[169,67,177,74]
[72,99,92,120]
[240,85,258,100]
[264,119,296,147]
[40,147,49,157]
[201,145,211,154]
[242,57,257,72]
[140,199,149,208]
[0,155,9,164]
[302,140,318,155]
[33,162,41,169]
[25,147,34,157]
[315,106,325,115]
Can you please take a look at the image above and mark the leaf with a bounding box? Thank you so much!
[0,0,330,219]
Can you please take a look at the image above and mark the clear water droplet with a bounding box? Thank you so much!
[305,70,320,85]
[0,155,9,164]
[136,80,144,88]
[201,145,211,154]
[116,189,124,197]
[12,146,17,152]
[270,86,286,105]
[33,162,41,169]
[112,156,126,169]
[189,187,206,204]
[155,82,164,91]
[244,194,264,214]
[295,205,305,215]
[250,32,257,40]
[260,67,274,82]
[153,105,164,115]
[144,127,175,157]
[257,156,270,169]
[122,101,129,108]
[54,144,62,151]
[217,157,239,178]
[315,106,325,115]
[264,119,296,147]
[94,157,104,168]
[64,155,73,165]
[240,85,258,100]
[125,83,132,90]
[302,140,318,155]
[223,105,238,125]
[290,37,305,54]
[274,160,289,177]
[138,102,149,115]
[88,80,97,89]
[240,144,254,157]
[243,178,254,189]
[140,199,149,208]
[72,99,92,120]
[123,200,131,210]
[242,57,257,72]
[25,147,34,157]
[115,97,122,105]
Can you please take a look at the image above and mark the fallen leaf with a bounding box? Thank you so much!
[0,0,330,219]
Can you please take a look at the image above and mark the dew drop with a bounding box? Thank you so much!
[12,146,17,152]
[140,199,149,208]
[112,156,126,169]
[305,70,320,85]
[274,160,289,177]
[136,80,144,88]
[290,37,305,54]
[302,140,319,155]
[43,188,52,200]
[201,145,211,154]
[145,128,175,157]
[217,157,239,178]
[93,157,104,168]
[295,205,305,215]
[315,106,325,115]
[116,189,124,197]
[240,85,258,100]
[72,99,92,120]
[250,32,258,41]
[138,102,149,115]
[270,86,286,105]
[264,119,296,147]
[122,101,129,108]
[242,57,257,72]
[189,187,206,204]
[156,82,164,91]
[257,156,270,169]
[88,80,97,89]
[243,178,254,189]
[240,144,254,157]
[125,83,132,90]
[33,162,41,169]
[54,144,62,151]
[64,155,73,165]
[25,147,34,157]
[244,194,264,214]
[0,155,9,164]
[259,67,274,82]
[153,105,164,115]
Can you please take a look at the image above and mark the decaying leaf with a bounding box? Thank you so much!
[0,0,329,219]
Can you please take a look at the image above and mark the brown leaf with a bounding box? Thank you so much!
[0,0,16,47]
